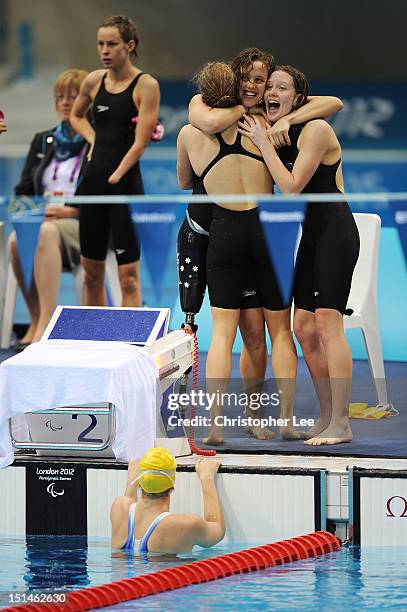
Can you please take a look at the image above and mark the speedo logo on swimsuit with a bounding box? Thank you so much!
[96,105,110,112]
[115,249,126,255]
[242,290,256,297]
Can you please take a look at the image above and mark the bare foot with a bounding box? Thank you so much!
[246,425,275,440]
[280,427,308,440]
[303,418,331,440]
[203,429,224,446]
[304,424,352,446]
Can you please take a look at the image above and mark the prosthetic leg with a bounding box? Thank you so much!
[177,215,216,456]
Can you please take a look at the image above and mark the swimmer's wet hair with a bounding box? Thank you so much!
[231,47,275,80]
[99,15,139,61]
[193,62,239,108]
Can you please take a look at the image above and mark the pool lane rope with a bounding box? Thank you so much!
[6,531,340,612]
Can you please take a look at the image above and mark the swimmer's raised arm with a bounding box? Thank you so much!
[193,458,225,547]
[110,459,140,548]
[189,94,246,134]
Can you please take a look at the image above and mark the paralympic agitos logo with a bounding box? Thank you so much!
[386,496,407,517]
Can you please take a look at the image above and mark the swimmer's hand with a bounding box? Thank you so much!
[195,458,222,480]
[238,114,269,149]
[108,170,123,185]
[267,118,291,148]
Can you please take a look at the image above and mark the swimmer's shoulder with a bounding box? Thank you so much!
[110,495,134,549]
[178,123,207,143]
[79,69,106,97]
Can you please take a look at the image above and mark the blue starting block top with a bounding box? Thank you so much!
[42,306,170,346]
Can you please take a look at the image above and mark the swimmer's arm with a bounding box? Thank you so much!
[191,476,225,547]
[189,94,246,134]
[257,121,330,194]
[110,496,134,548]
[108,76,160,185]
[123,459,141,501]
[192,459,225,547]
[268,95,343,148]
[290,95,343,123]
[177,127,193,189]
[70,73,98,148]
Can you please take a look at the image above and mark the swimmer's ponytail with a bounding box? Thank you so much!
[193,62,238,109]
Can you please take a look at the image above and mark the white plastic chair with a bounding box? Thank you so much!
[0,222,7,334]
[343,213,391,409]
[0,249,122,349]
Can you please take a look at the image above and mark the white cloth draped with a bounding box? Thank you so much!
[0,340,159,467]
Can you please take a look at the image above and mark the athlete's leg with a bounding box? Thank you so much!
[305,308,352,445]
[263,307,305,439]
[81,256,106,306]
[111,204,141,306]
[31,222,63,342]
[118,260,141,306]
[239,308,274,440]
[8,231,39,344]
[205,307,240,446]
[293,307,333,438]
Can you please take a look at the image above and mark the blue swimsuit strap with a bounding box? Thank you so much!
[122,503,136,551]
[139,511,172,554]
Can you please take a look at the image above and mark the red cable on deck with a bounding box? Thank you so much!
[183,327,216,457]
[5,531,340,612]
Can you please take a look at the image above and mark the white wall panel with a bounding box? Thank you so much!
[0,466,25,535]
[360,477,407,546]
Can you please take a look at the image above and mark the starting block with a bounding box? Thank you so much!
[10,306,194,460]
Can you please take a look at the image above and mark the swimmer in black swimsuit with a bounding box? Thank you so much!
[239,65,359,445]
[71,15,160,306]
[178,62,278,445]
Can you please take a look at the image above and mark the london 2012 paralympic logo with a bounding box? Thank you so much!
[386,495,407,517]
[46,483,65,498]
[45,420,63,431]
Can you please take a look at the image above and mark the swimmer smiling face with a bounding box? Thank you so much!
[231,47,275,109]
[265,65,309,123]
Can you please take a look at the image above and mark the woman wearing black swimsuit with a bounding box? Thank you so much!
[239,65,359,445]
[71,15,160,306]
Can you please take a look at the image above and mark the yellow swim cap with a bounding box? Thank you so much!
[138,447,177,494]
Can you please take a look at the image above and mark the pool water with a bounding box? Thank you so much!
[0,537,406,611]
